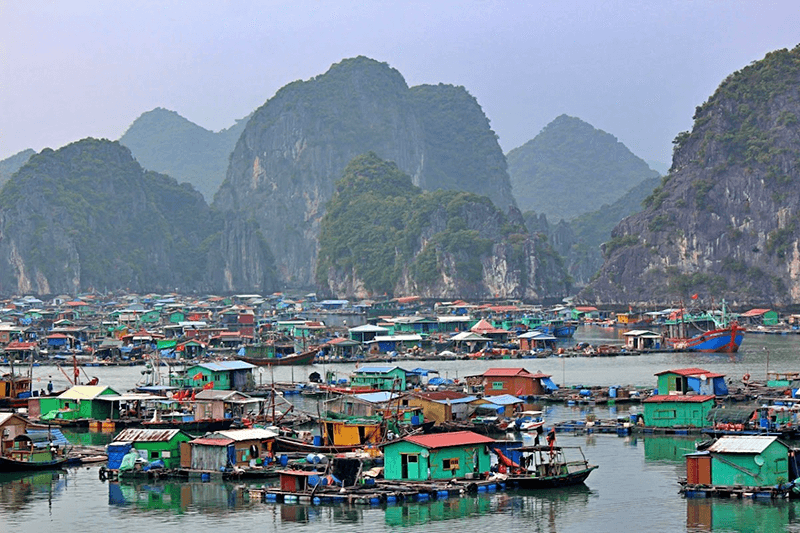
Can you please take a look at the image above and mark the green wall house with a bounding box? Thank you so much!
[171,361,255,391]
[643,395,715,428]
[687,436,792,487]
[109,428,192,469]
[351,366,421,391]
[655,368,728,396]
[38,385,122,422]
[381,431,495,481]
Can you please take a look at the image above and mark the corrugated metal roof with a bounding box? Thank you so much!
[113,428,183,442]
[58,385,118,400]
[707,436,779,454]
[26,428,70,448]
[483,394,524,405]
[401,431,495,449]
[199,361,255,372]
[211,428,278,441]
[191,437,234,446]
[353,366,408,374]
[644,395,716,403]
[353,391,399,403]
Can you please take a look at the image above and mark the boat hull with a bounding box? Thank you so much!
[667,326,744,353]
[506,466,597,489]
[0,456,67,472]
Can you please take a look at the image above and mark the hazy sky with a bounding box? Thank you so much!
[2,1,799,166]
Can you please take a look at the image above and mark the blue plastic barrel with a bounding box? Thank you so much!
[309,474,321,487]
[609,387,617,398]
[313,497,321,505]
[418,493,429,501]
[280,454,289,466]
[386,495,397,503]
[201,473,210,482]
[313,435,322,446]
[411,415,420,425]
[438,490,448,499]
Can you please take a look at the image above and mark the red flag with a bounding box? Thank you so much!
[691,293,699,300]
[192,372,203,381]
[203,381,214,390]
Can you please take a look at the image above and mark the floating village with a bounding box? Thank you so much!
[3,292,800,516]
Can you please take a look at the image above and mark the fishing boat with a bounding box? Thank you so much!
[236,345,318,366]
[495,444,598,488]
[0,431,69,472]
[664,301,744,353]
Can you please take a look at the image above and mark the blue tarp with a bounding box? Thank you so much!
[540,377,559,391]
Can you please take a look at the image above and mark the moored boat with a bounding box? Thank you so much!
[0,431,70,472]
[236,345,318,366]
[495,444,597,488]
[664,301,744,353]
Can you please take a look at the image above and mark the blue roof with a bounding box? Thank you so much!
[27,428,70,448]
[432,395,477,404]
[485,394,524,405]
[198,361,255,372]
[353,391,399,403]
[409,368,439,376]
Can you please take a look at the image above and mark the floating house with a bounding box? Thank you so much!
[655,368,728,396]
[171,361,255,391]
[643,395,716,428]
[471,394,525,418]
[382,431,495,481]
[623,330,663,350]
[348,324,389,344]
[107,428,192,470]
[465,368,557,397]
[350,366,424,391]
[35,385,123,422]
[366,334,424,354]
[686,436,794,487]
[193,389,263,421]
[407,391,479,425]
[187,428,278,470]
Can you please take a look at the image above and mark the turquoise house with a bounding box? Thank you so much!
[686,436,793,487]
[351,366,423,391]
[643,395,715,428]
[655,368,728,396]
[381,431,495,481]
[171,361,255,391]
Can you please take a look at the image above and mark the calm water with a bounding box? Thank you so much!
[4,327,800,532]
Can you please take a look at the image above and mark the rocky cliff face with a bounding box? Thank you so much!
[0,138,277,295]
[582,45,800,306]
[214,56,516,287]
[316,153,568,300]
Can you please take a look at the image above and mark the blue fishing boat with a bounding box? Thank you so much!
[664,301,744,353]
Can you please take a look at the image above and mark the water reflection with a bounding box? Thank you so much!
[0,470,67,514]
[686,498,800,533]
[107,478,261,514]
[644,436,702,463]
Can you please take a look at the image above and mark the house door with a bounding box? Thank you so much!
[401,453,419,479]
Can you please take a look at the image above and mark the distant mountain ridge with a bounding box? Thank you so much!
[119,107,249,201]
[0,149,36,188]
[507,114,660,221]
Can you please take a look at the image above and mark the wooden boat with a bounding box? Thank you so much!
[0,432,69,472]
[236,345,318,366]
[664,301,744,353]
[495,445,597,488]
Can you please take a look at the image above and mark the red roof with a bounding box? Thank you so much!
[471,319,509,335]
[402,431,495,449]
[575,306,598,312]
[644,395,716,403]
[414,391,471,401]
[655,367,713,377]
[482,368,532,377]
[4,341,38,350]
[741,308,772,317]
